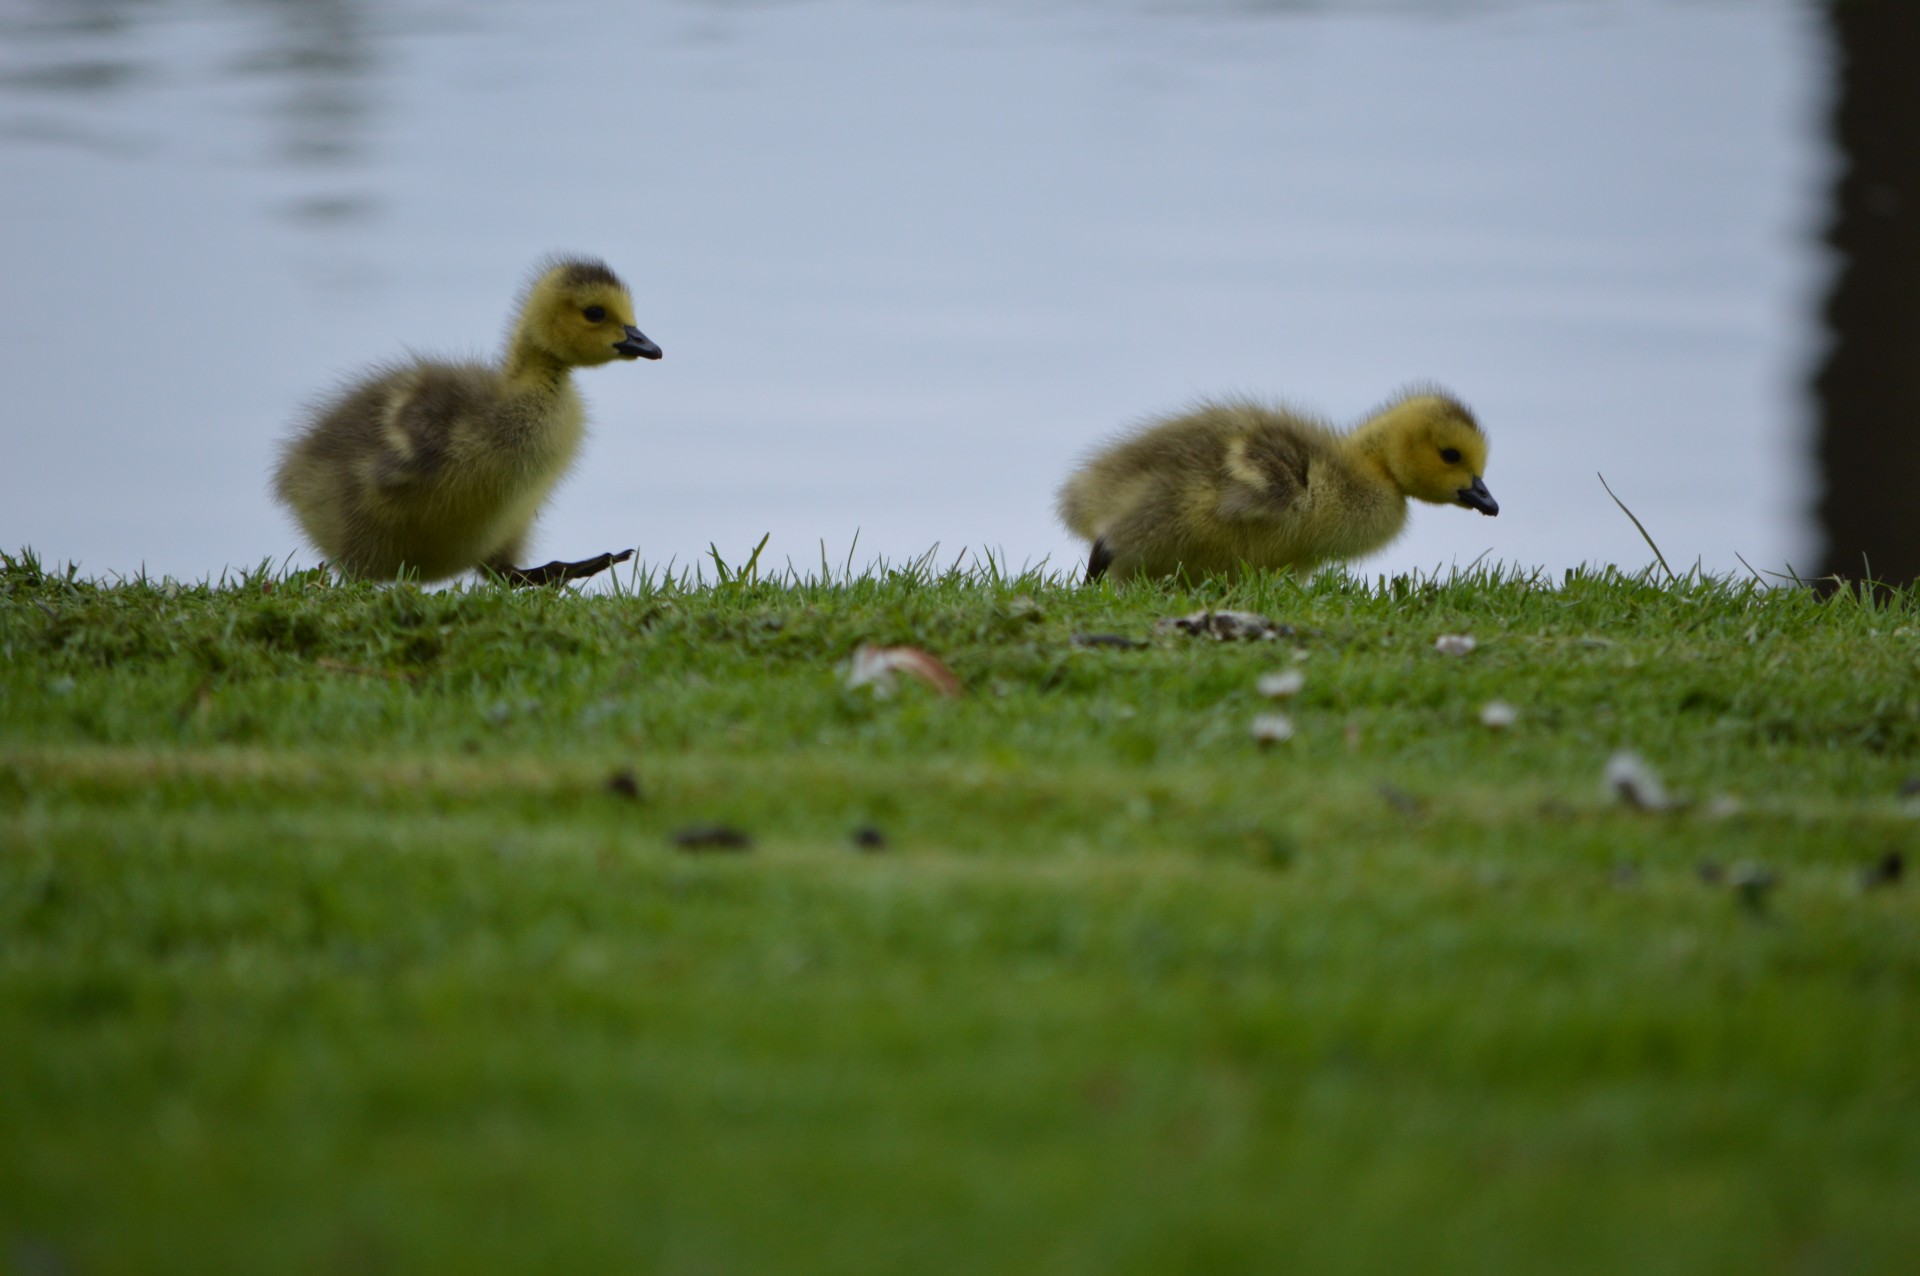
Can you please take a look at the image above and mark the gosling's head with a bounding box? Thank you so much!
[512,256,662,369]
[1371,392,1498,516]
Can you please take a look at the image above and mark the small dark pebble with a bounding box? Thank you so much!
[1729,862,1777,912]
[1611,862,1641,888]
[1696,860,1724,885]
[1072,632,1147,650]
[1377,784,1424,817]
[1252,829,1297,870]
[671,825,753,852]
[605,768,642,800]
[851,825,888,851]
[1901,777,1920,798]
[1859,851,1905,890]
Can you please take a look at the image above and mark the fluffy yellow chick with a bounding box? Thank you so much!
[273,256,661,583]
[1058,390,1497,582]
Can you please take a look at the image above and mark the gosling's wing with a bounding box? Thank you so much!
[371,367,477,489]
[1216,428,1312,523]
[320,362,493,491]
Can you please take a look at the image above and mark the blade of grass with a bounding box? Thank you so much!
[1598,472,1673,583]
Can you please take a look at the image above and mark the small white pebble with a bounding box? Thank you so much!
[1256,669,1305,700]
[1479,700,1518,730]
[1434,634,1477,656]
[1250,713,1295,747]
[1705,794,1744,820]
[1605,750,1672,811]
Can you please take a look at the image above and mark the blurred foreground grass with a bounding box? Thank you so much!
[2,547,1918,1274]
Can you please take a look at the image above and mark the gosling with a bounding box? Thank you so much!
[273,256,662,584]
[1057,390,1498,583]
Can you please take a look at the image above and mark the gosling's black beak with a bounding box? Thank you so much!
[1457,475,1499,516]
[613,325,662,361]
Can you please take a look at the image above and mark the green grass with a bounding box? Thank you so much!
[3,546,1918,1274]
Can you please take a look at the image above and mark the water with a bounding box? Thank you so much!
[0,0,1828,584]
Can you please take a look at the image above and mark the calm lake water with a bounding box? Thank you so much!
[0,0,1828,584]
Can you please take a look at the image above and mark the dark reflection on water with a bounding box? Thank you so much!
[228,0,378,170]
[1815,0,1920,587]
[0,0,386,214]
[0,2,150,153]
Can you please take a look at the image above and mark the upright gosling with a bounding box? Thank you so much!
[1058,390,1498,583]
[273,256,662,584]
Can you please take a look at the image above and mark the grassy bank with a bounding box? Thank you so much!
[3,548,1918,1274]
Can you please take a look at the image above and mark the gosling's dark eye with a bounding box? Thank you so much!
[582,305,607,323]
[1439,447,1463,465]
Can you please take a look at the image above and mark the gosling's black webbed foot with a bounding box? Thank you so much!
[495,549,635,588]
[1086,538,1114,583]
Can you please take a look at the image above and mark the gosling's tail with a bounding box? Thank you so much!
[1085,538,1113,583]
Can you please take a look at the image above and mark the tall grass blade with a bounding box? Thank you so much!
[1597,472,1673,582]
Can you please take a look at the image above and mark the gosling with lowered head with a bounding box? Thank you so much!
[273,256,661,584]
[1058,390,1498,583]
